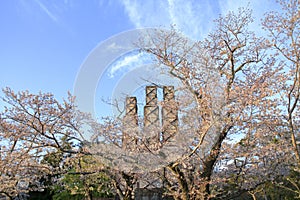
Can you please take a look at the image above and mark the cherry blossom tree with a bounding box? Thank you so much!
[0,88,89,199]
[263,0,300,163]
[261,0,300,197]
[138,3,298,199]
[0,1,299,200]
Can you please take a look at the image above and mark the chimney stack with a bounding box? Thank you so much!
[162,86,178,142]
[144,86,160,145]
[122,85,178,150]
[122,97,138,150]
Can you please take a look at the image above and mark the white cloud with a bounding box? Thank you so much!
[108,52,149,78]
[106,42,125,52]
[167,0,216,39]
[33,0,58,22]
[18,0,78,36]
[121,0,171,28]
[120,0,279,39]
[121,0,219,40]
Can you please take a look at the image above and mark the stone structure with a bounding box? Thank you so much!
[144,86,160,145]
[122,97,138,150]
[162,86,178,142]
[122,85,178,149]
[122,85,178,199]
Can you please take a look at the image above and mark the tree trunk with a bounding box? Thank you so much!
[168,163,190,200]
[199,125,233,200]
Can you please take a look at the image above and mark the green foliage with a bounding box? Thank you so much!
[40,139,114,200]
[50,168,114,200]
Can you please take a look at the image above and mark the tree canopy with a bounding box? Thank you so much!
[0,1,299,200]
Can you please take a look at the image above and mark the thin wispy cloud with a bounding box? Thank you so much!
[18,0,78,37]
[121,0,218,40]
[33,0,58,22]
[122,0,171,28]
[121,0,278,39]
[108,52,150,78]
[106,42,125,52]
[167,0,216,39]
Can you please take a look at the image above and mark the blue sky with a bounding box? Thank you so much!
[0,0,279,118]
